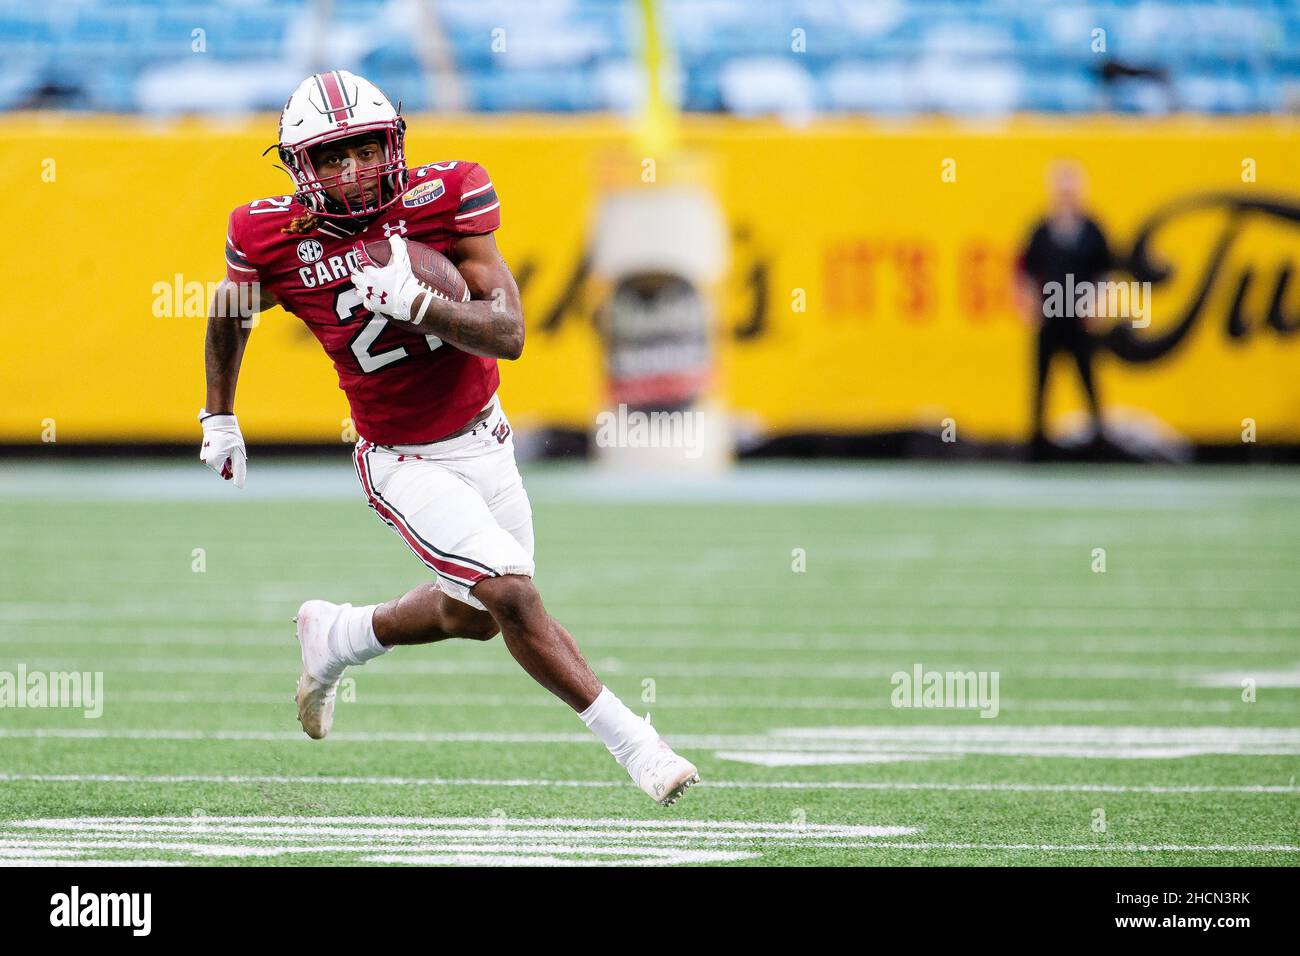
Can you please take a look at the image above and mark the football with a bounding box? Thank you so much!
[357,237,470,303]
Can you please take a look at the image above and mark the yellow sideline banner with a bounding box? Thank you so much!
[1,115,1297,444]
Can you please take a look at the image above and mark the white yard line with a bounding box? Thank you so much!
[8,815,914,834]
[8,460,1299,505]
[352,852,750,866]
[7,631,1298,656]
[0,839,753,866]
[711,724,1300,763]
[840,842,1300,853]
[6,603,1298,625]
[8,614,1298,639]
[0,814,918,866]
[94,690,1299,714]
[1190,667,1300,688]
[0,846,81,858]
[0,773,1294,795]
[0,816,1294,865]
[3,724,1298,755]
[0,728,597,741]
[7,723,1299,763]
[0,859,187,867]
[12,657,1293,681]
[714,752,943,766]
[7,833,1297,857]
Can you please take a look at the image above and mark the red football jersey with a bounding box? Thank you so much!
[224,161,502,444]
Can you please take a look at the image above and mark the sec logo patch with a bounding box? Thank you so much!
[296,239,323,263]
[402,178,445,208]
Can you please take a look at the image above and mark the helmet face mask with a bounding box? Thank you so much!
[276,71,408,219]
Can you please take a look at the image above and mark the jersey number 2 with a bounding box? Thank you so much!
[335,288,442,373]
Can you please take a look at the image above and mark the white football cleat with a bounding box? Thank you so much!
[293,600,346,740]
[628,738,700,806]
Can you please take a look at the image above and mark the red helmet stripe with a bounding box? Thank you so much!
[318,70,350,122]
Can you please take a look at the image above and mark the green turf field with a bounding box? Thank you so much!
[1,461,1297,866]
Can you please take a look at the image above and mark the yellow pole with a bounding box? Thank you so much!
[635,0,679,158]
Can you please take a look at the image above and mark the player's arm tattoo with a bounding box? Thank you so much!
[410,233,525,361]
[204,280,278,413]
[411,297,525,361]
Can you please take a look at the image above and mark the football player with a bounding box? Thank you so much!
[200,70,698,806]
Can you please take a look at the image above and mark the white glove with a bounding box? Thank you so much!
[199,410,246,489]
[350,236,427,323]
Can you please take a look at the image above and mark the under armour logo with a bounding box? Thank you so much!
[366,286,388,305]
[383,220,408,237]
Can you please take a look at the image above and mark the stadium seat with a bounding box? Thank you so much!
[0,0,1290,114]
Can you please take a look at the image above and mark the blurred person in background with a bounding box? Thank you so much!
[1016,160,1115,460]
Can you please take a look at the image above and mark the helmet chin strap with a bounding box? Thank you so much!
[321,165,392,218]
[322,193,380,220]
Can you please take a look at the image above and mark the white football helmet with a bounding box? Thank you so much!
[275,70,408,218]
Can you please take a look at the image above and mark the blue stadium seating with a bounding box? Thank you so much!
[0,0,1294,113]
